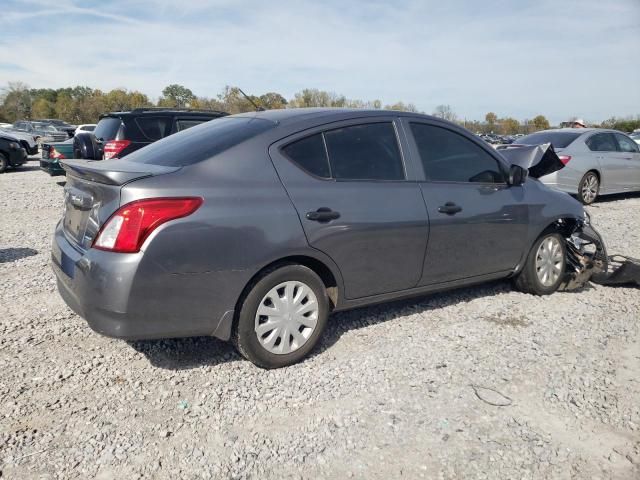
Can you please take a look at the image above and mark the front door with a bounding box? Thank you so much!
[269,120,429,299]
[403,120,528,285]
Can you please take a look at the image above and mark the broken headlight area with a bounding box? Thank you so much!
[557,219,608,291]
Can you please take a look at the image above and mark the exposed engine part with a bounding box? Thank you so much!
[556,219,608,291]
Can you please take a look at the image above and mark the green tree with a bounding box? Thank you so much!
[532,115,550,131]
[31,98,56,119]
[160,84,196,108]
[485,112,497,132]
[259,92,287,109]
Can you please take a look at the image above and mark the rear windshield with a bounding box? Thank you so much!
[517,131,581,148]
[94,117,122,141]
[126,116,276,166]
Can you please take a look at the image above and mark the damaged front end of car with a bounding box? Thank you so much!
[556,215,608,290]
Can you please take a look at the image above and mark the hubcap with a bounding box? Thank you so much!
[254,281,319,355]
[581,174,598,203]
[535,236,564,287]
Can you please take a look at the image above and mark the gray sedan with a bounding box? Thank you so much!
[515,128,640,204]
[52,109,604,368]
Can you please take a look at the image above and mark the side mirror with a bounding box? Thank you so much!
[508,164,528,186]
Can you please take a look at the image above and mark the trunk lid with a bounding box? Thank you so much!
[60,159,180,249]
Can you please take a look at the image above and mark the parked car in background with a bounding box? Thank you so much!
[0,122,12,128]
[74,124,96,136]
[0,132,28,173]
[630,130,640,145]
[0,127,39,155]
[12,121,68,144]
[37,119,77,138]
[505,128,640,204]
[40,138,74,176]
[53,109,602,368]
[73,108,228,160]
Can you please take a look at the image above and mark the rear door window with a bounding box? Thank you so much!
[614,133,639,153]
[282,133,330,178]
[586,133,619,152]
[135,116,171,141]
[323,123,405,180]
[410,123,505,183]
[94,117,122,141]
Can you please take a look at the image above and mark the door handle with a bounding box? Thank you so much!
[306,207,340,222]
[438,202,462,215]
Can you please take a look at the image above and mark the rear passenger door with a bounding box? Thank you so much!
[403,120,529,285]
[585,133,625,192]
[613,133,640,190]
[269,119,429,299]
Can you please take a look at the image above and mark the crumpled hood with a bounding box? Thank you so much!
[497,142,565,178]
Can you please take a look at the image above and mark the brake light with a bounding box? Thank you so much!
[50,147,65,159]
[558,155,572,165]
[93,197,203,253]
[103,140,131,159]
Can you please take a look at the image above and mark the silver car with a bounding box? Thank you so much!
[515,128,640,204]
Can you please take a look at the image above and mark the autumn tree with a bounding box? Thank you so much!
[532,115,550,130]
[1,82,32,121]
[501,117,520,135]
[432,104,457,121]
[259,92,287,109]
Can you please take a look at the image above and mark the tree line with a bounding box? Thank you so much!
[1,82,638,134]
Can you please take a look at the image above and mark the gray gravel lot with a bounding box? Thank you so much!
[1,161,639,479]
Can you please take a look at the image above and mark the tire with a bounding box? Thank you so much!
[0,153,8,173]
[514,232,566,295]
[578,171,599,205]
[234,264,330,369]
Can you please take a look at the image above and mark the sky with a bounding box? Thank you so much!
[0,0,638,124]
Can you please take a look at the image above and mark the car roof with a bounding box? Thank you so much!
[234,107,441,126]
[529,128,623,135]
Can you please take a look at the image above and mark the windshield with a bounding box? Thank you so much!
[516,131,582,149]
[127,116,276,166]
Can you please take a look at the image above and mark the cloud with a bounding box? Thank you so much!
[0,0,638,123]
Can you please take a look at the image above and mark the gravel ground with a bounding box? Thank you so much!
[1,161,639,479]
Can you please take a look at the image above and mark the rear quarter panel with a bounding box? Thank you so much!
[118,138,343,335]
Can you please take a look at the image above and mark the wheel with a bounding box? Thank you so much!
[578,171,599,205]
[234,264,329,369]
[514,232,566,295]
[0,153,8,173]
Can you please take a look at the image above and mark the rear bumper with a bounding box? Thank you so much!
[51,221,234,341]
[40,158,65,176]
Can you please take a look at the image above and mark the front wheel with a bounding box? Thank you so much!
[514,233,566,295]
[578,171,599,204]
[234,264,329,369]
[0,153,8,173]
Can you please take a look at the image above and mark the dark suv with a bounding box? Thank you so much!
[73,108,228,160]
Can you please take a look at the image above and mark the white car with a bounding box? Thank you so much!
[630,130,640,145]
[74,124,96,136]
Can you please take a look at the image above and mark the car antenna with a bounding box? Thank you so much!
[236,87,265,111]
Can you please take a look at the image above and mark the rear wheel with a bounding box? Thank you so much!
[234,264,329,369]
[514,232,566,295]
[0,153,8,173]
[578,171,599,204]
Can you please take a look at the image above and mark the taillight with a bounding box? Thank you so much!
[558,155,572,165]
[93,197,203,253]
[103,140,131,159]
[50,147,65,159]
